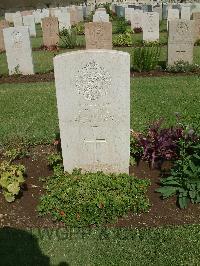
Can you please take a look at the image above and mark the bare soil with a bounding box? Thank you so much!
[0,145,200,229]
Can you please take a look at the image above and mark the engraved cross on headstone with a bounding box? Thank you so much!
[84,126,107,163]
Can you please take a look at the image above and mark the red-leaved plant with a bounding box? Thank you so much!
[133,120,184,167]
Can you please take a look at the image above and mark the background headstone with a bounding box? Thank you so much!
[193,12,200,40]
[13,12,23,27]
[181,6,191,20]
[42,17,59,47]
[85,22,112,49]
[58,11,71,31]
[142,12,159,42]
[93,9,109,22]
[168,20,194,65]
[0,20,9,51]
[131,10,144,30]
[54,50,130,174]
[23,15,36,37]
[3,26,34,75]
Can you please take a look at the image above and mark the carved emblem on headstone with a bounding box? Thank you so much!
[75,60,111,101]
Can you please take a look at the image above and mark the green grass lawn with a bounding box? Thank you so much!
[1,75,200,146]
[1,225,200,265]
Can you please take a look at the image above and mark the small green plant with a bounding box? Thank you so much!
[0,161,25,202]
[114,17,127,34]
[130,130,143,166]
[38,158,150,227]
[166,61,200,73]
[4,147,29,163]
[113,30,133,47]
[13,64,21,75]
[72,22,85,35]
[132,45,161,72]
[194,39,200,46]
[156,139,200,209]
[59,28,79,49]
[143,40,160,47]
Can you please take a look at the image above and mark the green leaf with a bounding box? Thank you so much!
[155,186,177,198]
[178,196,189,209]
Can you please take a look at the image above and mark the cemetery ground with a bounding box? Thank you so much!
[1,75,200,264]
[1,18,200,265]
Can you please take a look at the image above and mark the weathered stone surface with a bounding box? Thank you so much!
[0,20,9,51]
[153,5,162,21]
[93,9,109,22]
[5,13,14,23]
[21,10,33,16]
[58,11,71,30]
[54,50,130,174]
[142,12,159,42]
[3,26,34,75]
[13,12,23,27]
[130,10,144,29]
[42,17,59,47]
[193,12,200,40]
[85,22,112,49]
[23,15,36,37]
[33,9,42,24]
[69,7,79,25]
[168,20,194,65]
[167,8,179,30]
[181,6,191,20]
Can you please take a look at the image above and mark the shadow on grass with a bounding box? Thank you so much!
[0,227,68,266]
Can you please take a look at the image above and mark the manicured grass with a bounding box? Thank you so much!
[1,75,200,146]
[1,225,200,265]
[0,82,58,146]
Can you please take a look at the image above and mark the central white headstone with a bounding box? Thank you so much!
[54,50,130,174]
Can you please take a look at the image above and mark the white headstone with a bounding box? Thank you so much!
[23,15,36,37]
[33,9,42,24]
[3,26,34,75]
[54,50,130,174]
[142,12,159,42]
[5,13,14,23]
[93,10,109,22]
[41,8,49,20]
[13,12,23,27]
[167,8,179,30]
[168,20,194,65]
[130,10,144,30]
[58,11,71,31]
[181,6,191,20]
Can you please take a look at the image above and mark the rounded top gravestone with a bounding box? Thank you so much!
[54,50,130,174]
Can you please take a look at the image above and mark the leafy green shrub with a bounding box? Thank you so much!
[156,139,200,209]
[4,147,29,163]
[114,18,127,34]
[143,40,160,47]
[132,45,161,72]
[0,161,25,202]
[59,28,79,49]
[166,61,200,73]
[38,162,150,227]
[72,22,85,35]
[194,39,200,46]
[113,30,133,47]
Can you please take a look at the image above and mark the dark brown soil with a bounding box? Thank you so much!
[0,145,200,229]
[1,71,200,85]
[0,73,55,84]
